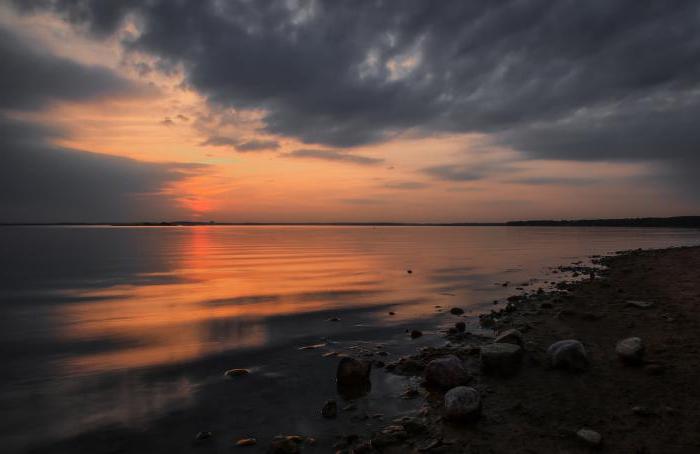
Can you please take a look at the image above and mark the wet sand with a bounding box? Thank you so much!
[28,246,700,453]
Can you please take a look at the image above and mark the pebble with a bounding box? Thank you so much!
[450,307,464,315]
[494,328,523,346]
[327,317,340,322]
[224,368,250,378]
[322,400,337,418]
[410,329,423,339]
[444,386,481,421]
[480,343,523,376]
[455,321,466,332]
[268,436,301,454]
[576,428,602,447]
[616,337,645,364]
[625,300,655,309]
[425,355,470,389]
[235,438,257,446]
[195,431,212,441]
[547,339,589,371]
[336,357,371,386]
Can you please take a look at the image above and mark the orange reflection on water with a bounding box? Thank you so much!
[56,227,401,373]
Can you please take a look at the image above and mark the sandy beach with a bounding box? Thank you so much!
[26,245,700,453]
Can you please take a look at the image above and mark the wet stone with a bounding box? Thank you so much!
[224,368,250,378]
[336,357,371,386]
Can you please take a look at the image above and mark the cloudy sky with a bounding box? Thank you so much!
[1,0,699,223]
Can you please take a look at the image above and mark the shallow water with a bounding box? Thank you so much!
[1,226,699,451]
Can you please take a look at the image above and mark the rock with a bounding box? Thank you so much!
[388,311,395,315]
[540,301,553,309]
[322,400,337,418]
[625,300,655,309]
[236,438,257,446]
[407,269,413,274]
[372,425,408,449]
[455,321,466,332]
[327,317,340,322]
[494,328,523,346]
[450,307,464,315]
[268,437,300,454]
[480,343,523,376]
[547,340,589,371]
[195,431,212,441]
[410,329,423,339]
[224,368,250,378]
[444,386,481,421]
[576,428,602,447]
[336,357,371,386]
[616,337,644,364]
[424,355,470,389]
[395,416,427,434]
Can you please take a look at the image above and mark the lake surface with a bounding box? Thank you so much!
[1,226,699,452]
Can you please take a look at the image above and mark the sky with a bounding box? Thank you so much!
[1,0,700,223]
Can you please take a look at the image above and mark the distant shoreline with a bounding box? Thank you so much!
[1,216,700,228]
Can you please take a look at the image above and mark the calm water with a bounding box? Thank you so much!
[1,226,699,451]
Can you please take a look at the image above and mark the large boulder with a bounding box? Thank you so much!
[616,337,644,364]
[444,386,481,421]
[424,355,470,389]
[494,328,523,346]
[546,339,589,371]
[481,343,523,376]
[336,357,371,386]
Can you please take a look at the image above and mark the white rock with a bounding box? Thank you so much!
[616,337,644,364]
[576,428,602,446]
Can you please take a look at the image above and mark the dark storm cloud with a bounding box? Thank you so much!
[200,136,280,152]
[0,25,205,222]
[383,181,430,190]
[10,1,700,197]
[284,149,384,166]
[0,27,141,110]
[422,161,515,182]
[507,177,599,187]
[0,115,207,223]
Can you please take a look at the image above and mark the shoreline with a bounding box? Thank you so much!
[343,245,700,453]
[26,245,700,453]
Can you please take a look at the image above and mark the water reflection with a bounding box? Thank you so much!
[1,226,699,451]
